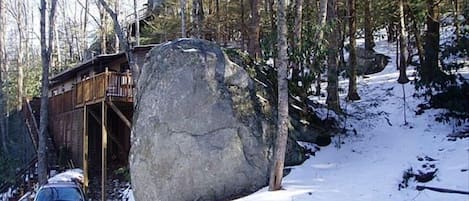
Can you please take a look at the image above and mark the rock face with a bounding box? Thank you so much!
[130,39,275,201]
[345,47,390,75]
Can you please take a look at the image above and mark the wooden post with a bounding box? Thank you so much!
[101,101,107,201]
[83,105,89,192]
[107,101,131,129]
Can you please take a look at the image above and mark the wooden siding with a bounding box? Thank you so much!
[49,90,74,115]
[49,108,84,167]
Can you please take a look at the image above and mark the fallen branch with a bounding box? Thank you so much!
[416,185,469,195]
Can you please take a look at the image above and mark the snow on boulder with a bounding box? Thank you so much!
[130,39,276,201]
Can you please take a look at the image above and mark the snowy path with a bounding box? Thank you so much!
[237,39,469,201]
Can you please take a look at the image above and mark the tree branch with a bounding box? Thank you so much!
[76,0,101,28]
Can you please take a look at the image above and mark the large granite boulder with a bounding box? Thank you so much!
[130,39,277,201]
[344,47,390,75]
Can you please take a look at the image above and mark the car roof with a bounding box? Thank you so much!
[41,182,81,188]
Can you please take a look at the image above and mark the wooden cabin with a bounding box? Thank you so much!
[48,45,154,198]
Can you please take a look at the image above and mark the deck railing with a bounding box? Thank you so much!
[75,70,133,107]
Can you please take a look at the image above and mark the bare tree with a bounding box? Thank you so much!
[326,0,341,112]
[406,3,425,66]
[114,0,120,52]
[98,0,150,95]
[134,0,141,44]
[268,0,289,191]
[397,0,409,84]
[7,1,27,110]
[247,0,260,59]
[347,0,360,100]
[180,0,186,38]
[0,0,8,154]
[314,0,328,96]
[98,1,108,54]
[292,0,303,87]
[364,0,374,51]
[422,0,442,83]
[38,0,58,185]
[192,0,204,38]
[81,0,89,60]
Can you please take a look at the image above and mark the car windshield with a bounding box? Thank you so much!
[35,186,83,201]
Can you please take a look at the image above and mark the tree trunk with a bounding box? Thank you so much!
[81,0,89,60]
[215,0,220,42]
[326,0,341,112]
[16,1,26,111]
[293,0,303,48]
[347,0,360,100]
[364,0,374,51]
[268,0,289,191]
[314,0,328,96]
[248,0,260,59]
[397,0,410,84]
[0,0,7,154]
[406,3,425,66]
[292,0,304,96]
[387,22,397,43]
[114,0,120,51]
[422,0,441,83]
[180,0,186,38]
[98,0,143,97]
[39,0,58,185]
[317,0,328,40]
[338,1,347,69]
[240,0,245,50]
[192,0,204,38]
[99,1,107,54]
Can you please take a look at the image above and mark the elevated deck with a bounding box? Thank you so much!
[75,71,133,107]
[49,70,133,112]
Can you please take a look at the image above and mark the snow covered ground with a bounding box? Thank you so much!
[236,38,469,201]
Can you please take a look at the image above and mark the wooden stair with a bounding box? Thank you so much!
[22,98,57,168]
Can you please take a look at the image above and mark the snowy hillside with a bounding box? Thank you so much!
[236,36,469,201]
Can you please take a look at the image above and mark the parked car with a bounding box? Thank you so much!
[34,181,86,201]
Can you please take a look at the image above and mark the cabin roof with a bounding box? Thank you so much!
[50,45,156,85]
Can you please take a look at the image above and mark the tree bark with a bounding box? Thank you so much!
[98,1,107,54]
[268,0,289,191]
[422,0,441,83]
[291,0,304,97]
[215,0,220,42]
[39,0,58,185]
[326,0,341,112]
[248,0,261,59]
[81,0,89,60]
[364,0,374,51]
[114,0,120,51]
[180,0,186,37]
[314,0,328,96]
[397,0,410,84]
[240,0,245,50]
[406,3,425,66]
[192,0,204,38]
[14,1,26,111]
[0,0,7,154]
[347,0,360,100]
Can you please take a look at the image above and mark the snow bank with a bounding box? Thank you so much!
[237,29,469,201]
